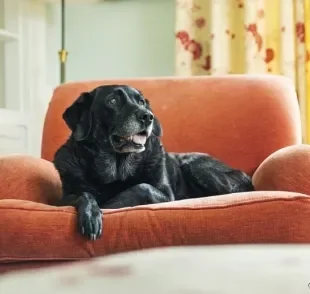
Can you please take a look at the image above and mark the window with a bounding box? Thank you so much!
[0,0,21,112]
[0,0,48,157]
[0,0,27,155]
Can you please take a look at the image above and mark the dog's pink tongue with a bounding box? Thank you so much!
[132,135,147,145]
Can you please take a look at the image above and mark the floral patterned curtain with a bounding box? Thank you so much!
[176,0,310,143]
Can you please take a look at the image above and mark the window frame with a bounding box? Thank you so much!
[0,0,48,157]
[0,0,25,125]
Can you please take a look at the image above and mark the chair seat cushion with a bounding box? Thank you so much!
[1,155,310,270]
[1,191,310,265]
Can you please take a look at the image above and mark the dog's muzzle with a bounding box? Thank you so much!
[136,110,154,126]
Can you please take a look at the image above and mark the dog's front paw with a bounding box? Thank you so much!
[78,202,102,241]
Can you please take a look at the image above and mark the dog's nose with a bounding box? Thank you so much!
[137,110,154,124]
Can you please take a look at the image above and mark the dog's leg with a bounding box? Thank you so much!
[57,192,102,241]
[53,152,103,241]
[103,183,169,209]
[178,153,254,197]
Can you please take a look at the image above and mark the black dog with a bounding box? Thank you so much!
[53,85,254,241]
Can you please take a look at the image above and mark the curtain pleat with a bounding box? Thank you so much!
[175,0,310,143]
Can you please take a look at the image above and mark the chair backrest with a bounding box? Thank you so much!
[41,75,301,175]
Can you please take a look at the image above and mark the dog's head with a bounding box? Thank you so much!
[63,85,162,153]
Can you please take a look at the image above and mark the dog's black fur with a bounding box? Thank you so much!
[53,85,254,241]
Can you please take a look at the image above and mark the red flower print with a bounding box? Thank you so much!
[296,22,305,43]
[176,31,203,60]
[236,0,244,8]
[183,39,191,49]
[187,40,202,60]
[254,34,263,51]
[195,17,206,28]
[245,23,257,34]
[176,30,190,45]
[193,4,201,10]
[226,29,236,39]
[202,55,212,71]
[257,9,264,19]
[245,23,263,52]
[264,48,275,63]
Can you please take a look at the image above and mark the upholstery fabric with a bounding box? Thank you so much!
[42,75,301,176]
[253,144,310,195]
[0,155,61,204]
[0,75,308,273]
[1,189,310,264]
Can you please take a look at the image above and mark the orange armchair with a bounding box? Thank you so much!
[1,75,310,274]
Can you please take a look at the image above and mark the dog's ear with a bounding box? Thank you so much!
[152,116,163,137]
[145,99,163,137]
[63,92,94,141]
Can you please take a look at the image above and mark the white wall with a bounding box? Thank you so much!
[45,0,176,89]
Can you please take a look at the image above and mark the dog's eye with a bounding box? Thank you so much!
[109,98,117,105]
[138,99,144,106]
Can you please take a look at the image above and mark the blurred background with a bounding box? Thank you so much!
[0,0,309,157]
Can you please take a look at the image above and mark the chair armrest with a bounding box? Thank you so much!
[253,144,310,195]
[0,155,61,204]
